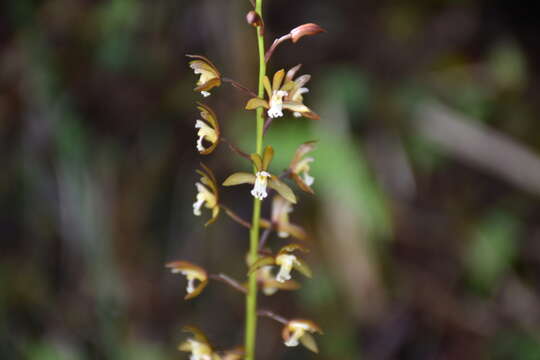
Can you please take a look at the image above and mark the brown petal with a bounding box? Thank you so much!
[194,77,222,93]
[205,206,220,227]
[185,278,208,300]
[282,101,310,114]
[261,145,274,171]
[299,333,319,353]
[302,110,320,120]
[249,153,263,171]
[289,23,326,43]
[165,260,207,277]
[197,102,219,130]
[293,257,312,278]
[291,141,317,165]
[263,76,273,98]
[289,319,323,334]
[279,243,309,254]
[278,222,308,241]
[186,54,221,76]
[272,69,286,91]
[292,74,311,88]
[248,256,276,275]
[222,172,256,186]
[268,176,297,204]
[182,325,211,345]
[245,97,269,110]
[196,163,219,197]
[286,64,302,82]
[259,218,272,229]
[291,173,315,194]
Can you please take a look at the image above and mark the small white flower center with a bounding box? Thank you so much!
[303,172,315,186]
[276,254,297,283]
[268,90,288,118]
[193,183,207,216]
[250,171,271,200]
[186,277,195,294]
[181,271,198,294]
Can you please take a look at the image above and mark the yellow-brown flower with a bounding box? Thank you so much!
[245,66,319,120]
[166,261,208,300]
[257,265,300,295]
[289,140,317,194]
[260,195,307,240]
[193,163,220,226]
[187,54,222,97]
[282,319,323,353]
[222,146,296,203]
[248,243,311,283]
[194,103,220,155]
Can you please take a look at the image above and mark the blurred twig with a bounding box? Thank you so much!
[415,101,540,196]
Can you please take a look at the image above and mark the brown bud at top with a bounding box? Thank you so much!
[246,11,262,27]
[290,23,326,43]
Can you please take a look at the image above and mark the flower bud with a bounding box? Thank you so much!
[246,11,262,27]
[290,23,326,43]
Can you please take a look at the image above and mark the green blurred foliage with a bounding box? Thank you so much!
[465,210,519,293]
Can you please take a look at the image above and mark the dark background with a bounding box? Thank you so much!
[2,0,540,359]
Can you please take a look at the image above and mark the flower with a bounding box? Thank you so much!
[222,146,296,204]
[289,141,317,194]
[260,195,307,240]
[245,66,319,120]
[251,171,271,199]
[178,326,243,360]
[166,261,208,300]
[194,103,220,155]
[257,265,300,296]
[187,54,222,97]
[178,326,216,360]
[193,163,220,226]
[282,319,323,353]
[248,243,311,283]
[289,23,326,43]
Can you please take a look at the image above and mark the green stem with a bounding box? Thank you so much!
[245,1,266,359]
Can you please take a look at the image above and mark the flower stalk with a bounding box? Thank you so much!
[245,1,267,358]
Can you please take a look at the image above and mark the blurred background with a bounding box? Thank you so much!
[3,0,540,359]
